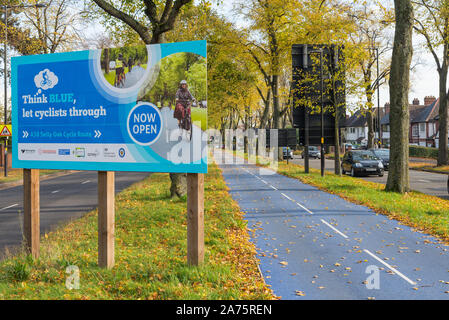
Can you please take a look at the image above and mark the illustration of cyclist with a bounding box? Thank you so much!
[41,70,52,87]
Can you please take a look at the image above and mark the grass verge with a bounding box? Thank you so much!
[237,151,449,243]
[409,162,449,174]
[0,163,274,300]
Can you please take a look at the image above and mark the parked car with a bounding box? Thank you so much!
[369,148,390,170]
[341,150,384,177]
[301,146,320,159]
[282,147,293,159]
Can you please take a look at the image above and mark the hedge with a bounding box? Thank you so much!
[409,145,439,159]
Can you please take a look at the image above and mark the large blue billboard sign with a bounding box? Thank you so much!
[12,40,207,173]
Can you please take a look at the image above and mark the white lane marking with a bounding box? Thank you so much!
[81,180,90,184]
[51,190,60,194]
[296,202,314,214]
[281,192,294,202]
[280,192,314,215]
[0,203,18,211]
[260,179,268,184]
[320,219,348,239]
[363,249,416,286]
[238,163,417,287]
[417,179,431,183]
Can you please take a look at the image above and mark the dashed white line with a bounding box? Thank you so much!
[239,163,417,287]
[363,249,416,286]
[281,192,314,215]
[295,202,314,215]
[0,203,18,211]
[81,180,90,184]
[320,219,348,239]
[51,190,60,194]
[281,192,294,202]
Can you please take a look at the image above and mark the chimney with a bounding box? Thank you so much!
[412,98,420,105]
[384,102,390,115]
[424,96,436,106]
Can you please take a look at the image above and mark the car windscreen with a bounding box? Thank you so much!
[353,152,379,161]
[373,150,389,157]
[309,147,318,151]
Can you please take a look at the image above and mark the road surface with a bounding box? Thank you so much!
[216,150,449,299]
[291,156,448,200]
[0,171,150,259]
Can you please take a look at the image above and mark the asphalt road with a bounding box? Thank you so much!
[216,150,449,299]
[290,156,449,200]
[0,171,150,259]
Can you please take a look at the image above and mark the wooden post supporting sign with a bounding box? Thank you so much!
[187,173,204,266]
[23,168,40,259]
[98,171,115,269]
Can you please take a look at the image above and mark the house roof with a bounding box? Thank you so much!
[380,98,439,125]
[343,108,382,128]
[344,110,367,128]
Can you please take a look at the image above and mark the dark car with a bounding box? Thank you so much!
[341,150,384,177]
[282,147,293,159]
[369,148,390,170]
[301,146,320,159]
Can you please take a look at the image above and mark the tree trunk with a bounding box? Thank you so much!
[259,88,271,128]
[385,0,413,193]
[170,172,187,198]
[104,48,110,74]
[438,66,449,166]
[272,75,280,129]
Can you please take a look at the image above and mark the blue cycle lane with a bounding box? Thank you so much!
[215,151,449,300]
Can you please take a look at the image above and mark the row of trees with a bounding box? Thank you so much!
[3,0,447,194]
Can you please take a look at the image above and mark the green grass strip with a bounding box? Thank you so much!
[0,163,274,300]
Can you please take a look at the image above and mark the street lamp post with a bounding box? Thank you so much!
[2,3,47,177]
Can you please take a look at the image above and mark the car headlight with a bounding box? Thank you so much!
[354,163,363,168]
[378,161,384,169]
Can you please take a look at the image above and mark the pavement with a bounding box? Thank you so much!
[291,156,448,200]
[216,150,449,300]
[0,170,150,259]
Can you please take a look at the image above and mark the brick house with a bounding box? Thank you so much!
[380,96,439,147]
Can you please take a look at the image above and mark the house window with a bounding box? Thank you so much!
[419,123,426,133]
[412,125,419,136]
[350,128,355,133]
